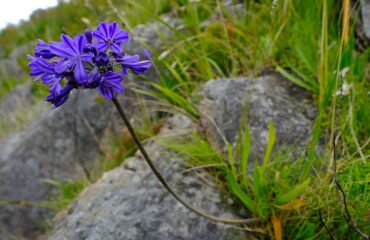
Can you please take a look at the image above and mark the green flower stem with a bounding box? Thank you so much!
[112,96,260,225]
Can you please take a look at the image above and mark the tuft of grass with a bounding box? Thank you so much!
[42,179,86,210]
[162,120,369,239]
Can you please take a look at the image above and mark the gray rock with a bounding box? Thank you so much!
[0,223,23,240]
[199,74,316,164]
[0,84,33,114]
[50,115,248,240]
[0,91,124,238]
[0,44,29,79]
[0,83,47,139]
[220,0,245,18]
[0,84,35,127]
[125,16,178,84]
[361,0,370,39]
[126,16,178,56]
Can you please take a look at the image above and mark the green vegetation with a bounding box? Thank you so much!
[0,0,369,239]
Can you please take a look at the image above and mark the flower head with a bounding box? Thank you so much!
[29,22,151,108]
[93,22,129,54]
[50,34,94,83]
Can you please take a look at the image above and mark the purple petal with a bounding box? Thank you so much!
[29,69,42,77]
[50,42,74,58]
[111,43,122,54]
[28,56,60,84]
[94,52,110,66]
[29,59,44,77]
[127,60,152,74]
[117,55,152,74]
[122,68,128,75]
[92,30,106,42]
[50,80,62,95]
[81,52,94,61]
[74,60,88,83]
[95,42,109,52]
[54,59,73,74]
[35,40,55,59]
[34,58,54,73]
[88,67,101,83]
[98,72,124,99]
[61,34,79,54]
[32,75,42,82]
[45,83,74,108]
[117,55,140,63]
[41,73,60,86]
[109,22,119,38]
[98,85,113,99]
[85,29,92,43]
[104,72,123,85]
[98,22,110,38]
[74,34,87,54]
[113,30,129,44]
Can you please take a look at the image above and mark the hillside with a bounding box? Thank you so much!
[0,0,369,239]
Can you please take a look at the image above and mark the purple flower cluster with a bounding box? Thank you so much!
[29,22,152,108]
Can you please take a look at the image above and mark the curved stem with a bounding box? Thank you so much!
[112,96,260,225]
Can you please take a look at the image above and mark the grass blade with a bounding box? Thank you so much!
[226,171,255,211]
[275,179,310,205]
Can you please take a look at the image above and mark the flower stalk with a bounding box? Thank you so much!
[112,96,260,225]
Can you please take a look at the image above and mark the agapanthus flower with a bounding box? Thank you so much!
[50,34,94,83]
[29,22,151,108]
[93,22,129,54]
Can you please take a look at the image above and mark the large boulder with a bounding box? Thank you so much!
[0,91,127,238]
[50,115,248,240]
[199,74,316,164]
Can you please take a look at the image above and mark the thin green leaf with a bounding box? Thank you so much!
[240,127,251,189]
[275,179,311,205]
[226,171,255,211]
[227,142,237,177]
[262,120,276,171]
[253,164,264,199]
[276,66,316,92]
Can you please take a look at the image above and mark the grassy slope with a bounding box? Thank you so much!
[0,0,369,239]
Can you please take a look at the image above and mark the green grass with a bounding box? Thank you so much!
[162,126,369,239]
[42,179,86,210]
[0,0,369,238]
